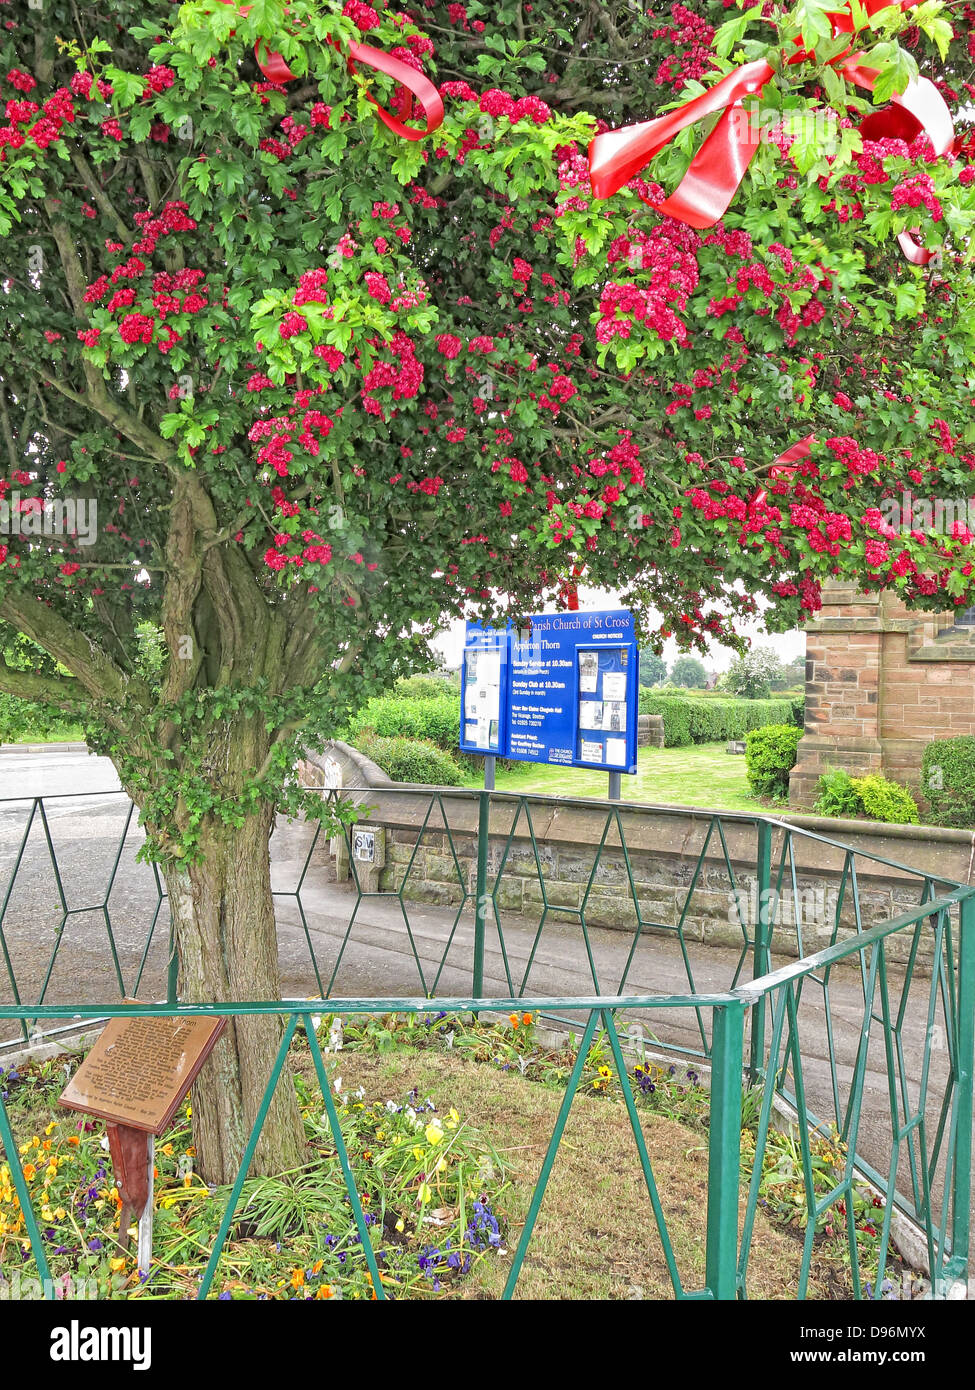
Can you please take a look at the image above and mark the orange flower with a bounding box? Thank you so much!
[291,1268,305,1290]
[22,1164,35,1183]
[315,1284,333,1300]
[522,1013,533,1026]
[66,1136,80,1147]
[509,1013,519,1028]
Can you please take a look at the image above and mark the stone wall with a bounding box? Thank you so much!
[301,746,974,974]
[791,583,975,808]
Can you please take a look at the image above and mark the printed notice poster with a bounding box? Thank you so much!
[460,627,508,755]
[605,738,627,766]
[604,702,626,733]
[579,652,599,694]
[602,671,627,702]
[579,701,603,730]
[580,739,603,763]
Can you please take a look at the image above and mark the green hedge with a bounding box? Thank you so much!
[390,674,459,700]
[347,695,459,752]
[346,689,804,762]
[921,737,975,828]
[355,734,465,786]
[637,692,799,747]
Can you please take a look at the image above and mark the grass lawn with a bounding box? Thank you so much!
[461,740,781,816]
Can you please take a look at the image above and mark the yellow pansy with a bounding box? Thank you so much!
[425,1121,443,1146]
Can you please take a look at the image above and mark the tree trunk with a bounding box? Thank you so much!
[163,802,306,1186]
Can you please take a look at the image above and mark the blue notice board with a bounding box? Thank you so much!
[459,624,508,756]
[459,609,639,774]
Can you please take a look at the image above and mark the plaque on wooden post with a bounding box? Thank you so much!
[58,1010,227,1275]
[59,1012,227,1134]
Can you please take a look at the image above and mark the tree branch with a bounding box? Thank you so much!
[0,593,151,715]
[0,656,88,711]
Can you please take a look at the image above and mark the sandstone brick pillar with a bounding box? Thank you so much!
[789,584,884,808]
[790,581,975,809]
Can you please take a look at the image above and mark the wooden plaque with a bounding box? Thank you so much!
[59,1012,227,1135]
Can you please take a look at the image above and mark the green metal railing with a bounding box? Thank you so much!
[1,786,973,1298]
[0,792,168,1044]
[0,993,814,1301]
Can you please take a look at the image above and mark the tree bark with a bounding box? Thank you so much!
[163,802,306,1187]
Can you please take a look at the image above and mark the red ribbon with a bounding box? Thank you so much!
[217,2,444,140]
[750,436,816,509]
[588,2,952,262]
[561,562,586,611]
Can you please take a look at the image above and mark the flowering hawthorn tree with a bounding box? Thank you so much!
[1,0,975,1179]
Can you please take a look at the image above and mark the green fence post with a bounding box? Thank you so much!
[749,820,773,1082]
[949,892,975,1291]
[706,998,745,1300]
[166,920,179,1006]
[473,789,490,1001]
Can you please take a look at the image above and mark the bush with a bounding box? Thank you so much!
[0,692,84,745]
[638,692,799,746]
[813,769,920,825]
[745,724,803,798]
[813,769,862,819]
[347,695,459,752]
[851,775,919,826]
[921,736,975,828]
[355,734,465,786]
[391,674,458,700]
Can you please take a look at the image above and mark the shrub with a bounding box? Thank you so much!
[355,734,465,786]
[851,775,919,826]
[392,674,458,700]
[813,769,862,819]
[0,693,84,745]
[638,692,799,746]
[745,724,803,798]
[921,736,975,828]
[813,769,920,825]
[347,695,459,752]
